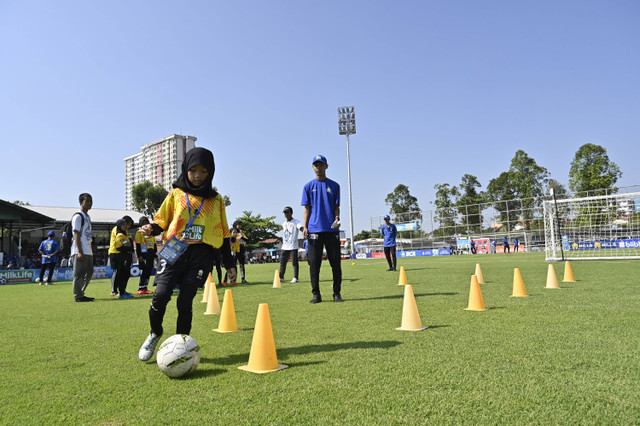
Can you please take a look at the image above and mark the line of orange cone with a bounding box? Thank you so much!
[199,260,577,373]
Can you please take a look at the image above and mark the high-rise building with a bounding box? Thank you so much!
[124,134,197,210]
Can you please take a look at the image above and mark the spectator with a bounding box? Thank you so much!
[279,206,302,283]
[72,193,95,303]
[38,231,60,285]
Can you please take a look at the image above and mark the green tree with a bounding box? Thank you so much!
[354,229,381,241]
[132,181,169,217]
[568,143,622,194]
[213,186,231,207]
[235,210,280,251]
[385,184,421,222]
[486,151,549,230]
[13,200,30,206]
[547,179,568,199]
[455,174,485,232]
[432,183,459,237]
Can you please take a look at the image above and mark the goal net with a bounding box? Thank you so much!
[544,192,640,261]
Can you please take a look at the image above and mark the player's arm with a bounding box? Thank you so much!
[334,205,340,224]
[303,205,311,239]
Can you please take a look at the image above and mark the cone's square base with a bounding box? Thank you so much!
[214,328,239,333]
[238,364,288,374]
[510,295,528,297]
[463,307,487,311]
[204,312,220,315]
[562,280,576,283]
[395,325,428,331]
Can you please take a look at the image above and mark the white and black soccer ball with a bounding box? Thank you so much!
[35,277,40,283]
[156,334,201,378]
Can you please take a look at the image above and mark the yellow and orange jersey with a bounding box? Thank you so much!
[153,188,231,249]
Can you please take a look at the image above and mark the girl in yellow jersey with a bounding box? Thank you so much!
[108,216,134,298]
[138,147,236,362]
[134,216,156,294]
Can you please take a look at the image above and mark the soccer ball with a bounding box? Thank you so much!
[35,278,40,283]
[156,334,201,378]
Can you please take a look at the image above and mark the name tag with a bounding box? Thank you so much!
[158,236,188,265]
[182,225,204,242]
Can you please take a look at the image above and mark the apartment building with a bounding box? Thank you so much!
[124,134,197,210]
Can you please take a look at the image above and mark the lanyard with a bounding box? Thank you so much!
[184,192,206,233]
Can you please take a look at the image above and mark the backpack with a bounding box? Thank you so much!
[60,212,84,257]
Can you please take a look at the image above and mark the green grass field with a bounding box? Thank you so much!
[1,252,639,424]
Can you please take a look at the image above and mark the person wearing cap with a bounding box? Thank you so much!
[301,155,343,303]
[279,206,303,283]
[38,231,60,285]
[380,215,398,271]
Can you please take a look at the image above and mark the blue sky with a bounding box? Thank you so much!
[1,0,638,234]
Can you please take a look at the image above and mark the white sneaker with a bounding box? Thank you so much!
[290,278,298,283]
[138,332,162,361]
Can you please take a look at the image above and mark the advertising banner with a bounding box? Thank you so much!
[396,223,418,232]
[0,269,35,284]
[1,264,157,284]
[351,249,451,259]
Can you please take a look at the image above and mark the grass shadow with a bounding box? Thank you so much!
[350,292,458,302]
[212,340,402,366]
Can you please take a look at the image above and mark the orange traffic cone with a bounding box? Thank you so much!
[204,281,221,315]
[511,268,528,297]
[475,263,485,284]
[238,303,288,373]
[273,270,281,288]
[464,275,486,311]
[396,285,428,331]
[201,273,212,303]
[563,261,576,282]
[545,264,560,289]
[398,266,408,286]
[214,289,238,333]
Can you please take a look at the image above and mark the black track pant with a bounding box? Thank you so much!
[138,252,155,289]
[384,246,397,269]
[39,262,55,283]
[149,244,214,336]
[110,253,131,294]
[307,232,342,297]
[279,249,299,280]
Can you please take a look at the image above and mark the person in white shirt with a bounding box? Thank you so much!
[279,206,303,283]
[72,193,95,302]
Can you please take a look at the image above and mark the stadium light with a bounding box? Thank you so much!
[338,106,356,259]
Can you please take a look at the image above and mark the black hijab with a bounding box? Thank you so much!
[173,147,218,198]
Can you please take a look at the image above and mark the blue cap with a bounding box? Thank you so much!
[312,154,328,165]
[383,215,390,220]
[48,231,55,237]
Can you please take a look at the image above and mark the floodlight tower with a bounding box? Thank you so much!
[338,106,356,259]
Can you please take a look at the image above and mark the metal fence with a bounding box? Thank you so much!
[359,185,640,255]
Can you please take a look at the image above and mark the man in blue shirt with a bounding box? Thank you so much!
[513,237,520,253]
[38,231,60,285]
[302,155,343,304]
[503,236,510,254]
[380,215,398,271]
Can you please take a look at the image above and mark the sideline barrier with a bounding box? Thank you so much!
[0,264,156,284]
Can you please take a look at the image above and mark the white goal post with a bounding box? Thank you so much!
[544,191,640,261]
